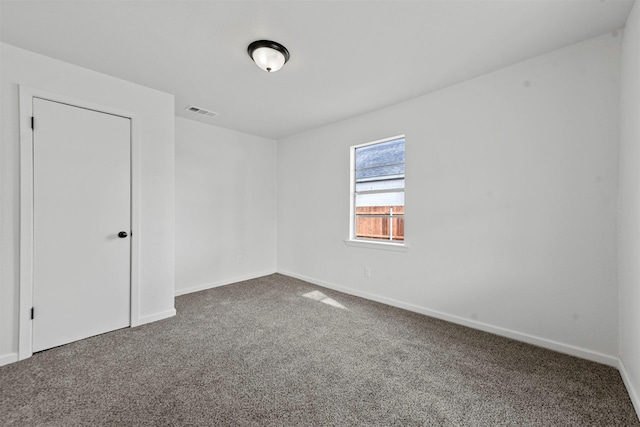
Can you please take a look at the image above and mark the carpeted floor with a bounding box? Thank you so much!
[1,273,638,426]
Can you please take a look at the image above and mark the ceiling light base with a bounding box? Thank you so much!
[248,40,290,73]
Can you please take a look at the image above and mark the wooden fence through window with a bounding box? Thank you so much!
[355,206,404,241]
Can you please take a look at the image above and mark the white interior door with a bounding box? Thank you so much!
[32,98,131,352]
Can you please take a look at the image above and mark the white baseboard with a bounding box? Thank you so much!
[175,270,277,297]
[619,358,640,421]
[278,269,619,367]
[0,352,18,367]
[135,308,176,326]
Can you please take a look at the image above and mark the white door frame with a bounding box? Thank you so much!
[18,85,141,360]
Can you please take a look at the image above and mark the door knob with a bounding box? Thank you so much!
[118,231,128,238]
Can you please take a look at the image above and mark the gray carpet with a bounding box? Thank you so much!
[1,273,638,426]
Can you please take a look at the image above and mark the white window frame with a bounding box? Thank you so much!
[345,135,408,252]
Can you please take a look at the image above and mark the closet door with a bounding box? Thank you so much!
[32,98,131,352]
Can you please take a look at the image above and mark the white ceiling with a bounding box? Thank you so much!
[0,0,634,139]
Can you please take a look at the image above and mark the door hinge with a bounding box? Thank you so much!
[31,307,34,320]
[31,117,34,130]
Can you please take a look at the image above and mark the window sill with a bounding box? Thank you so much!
[344,239,408,252]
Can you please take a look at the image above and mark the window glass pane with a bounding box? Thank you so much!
[391,217,405,241]
[355,216,405,241]
[355,138,405,181]
[352,136,405,244]
[356,164,404,181]
[356,178,404,192]
[355,206,404,216]
[356,191,404,208]
[355,138,405,170]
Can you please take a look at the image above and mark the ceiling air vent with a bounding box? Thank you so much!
[185,105,219,118]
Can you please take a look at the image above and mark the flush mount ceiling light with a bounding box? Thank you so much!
[247,40,290,73]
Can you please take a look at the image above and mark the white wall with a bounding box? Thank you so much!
[174,118,277,295]
[618,1,640,415]
[278,33,621,365]
[0,43,176,365]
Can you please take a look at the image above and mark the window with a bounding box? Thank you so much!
[350,136,405,245]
